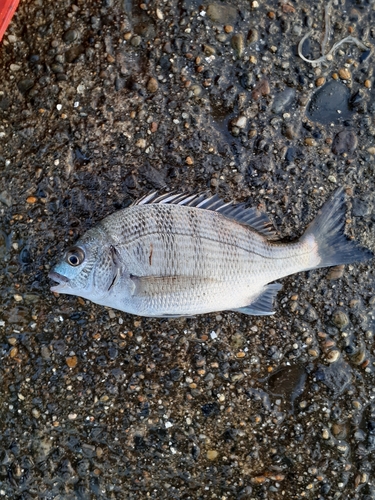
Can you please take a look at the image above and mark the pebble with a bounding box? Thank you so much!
[322,429,330,439]
[306,80,351,124]
[332,310,349,329]
[326,265,345,280]
[131,36,142,47]
[66,355,78,368]
[17,78,34,93]
[326,349,341,363]
[0,190,12,207]
[9,346,18,358]
[252,78,270,101]
[247,28,258,44]
[206,4,237,24]
[65,45,84,63]
[338,68,351,80]
[147,77,158,93]
[63,29,78,43]
[26,196,37,204]
[31,408,40,418]
[332,130,358,155]
[232,115,247,129]
[271,87,295,114]
[231,33,244,57]
[206,450,218,460]
[316,77,325,87]
[304,138,316,147]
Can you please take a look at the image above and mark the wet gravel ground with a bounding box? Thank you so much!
[1,0,375,498]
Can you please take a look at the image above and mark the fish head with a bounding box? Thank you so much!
[49,226,109,299]
[49,227,126,302]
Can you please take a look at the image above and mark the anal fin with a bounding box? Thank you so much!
[232,283,282,316]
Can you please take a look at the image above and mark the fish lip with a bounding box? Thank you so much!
[49,271,70,291]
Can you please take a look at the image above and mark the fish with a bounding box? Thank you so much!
[49,188,373,317]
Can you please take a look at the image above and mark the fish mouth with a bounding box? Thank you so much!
[49,271,70,292]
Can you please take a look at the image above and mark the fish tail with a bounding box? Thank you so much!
[301,187,373,269]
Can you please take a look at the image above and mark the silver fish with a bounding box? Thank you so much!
[49,188,372,317]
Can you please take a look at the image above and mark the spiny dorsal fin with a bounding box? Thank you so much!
[133,191,279,241]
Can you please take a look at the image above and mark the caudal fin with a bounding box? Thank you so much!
[301,187,373,269]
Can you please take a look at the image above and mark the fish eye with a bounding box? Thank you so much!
[66,247,85,267]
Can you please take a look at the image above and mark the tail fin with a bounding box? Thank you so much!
[301,187,373,269]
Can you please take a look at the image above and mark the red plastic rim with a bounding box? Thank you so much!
[0,0,20,41]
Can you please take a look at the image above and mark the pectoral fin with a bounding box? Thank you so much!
[232,283,282,316]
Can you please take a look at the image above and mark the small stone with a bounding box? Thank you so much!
[316,77,325,87]
[367,147,375,155]
[322,429,330,439]
[306,80,351,124]
[207,450,218,460]
[304,138,316,146]
[338,68,351,80]
[31,408,40,418]
[364,79,371,88]
[131,36,142,47]
[247,28,258,44]
[332,310,349,329]
[206,3,237,24]
[203,44,216,56]
[232,115,247,129]
[282,3,295,13]
[9,347,18,358]
[14,294,23,302]
[17,78,34,93]
[252,476,266,484]
[63,29,78,43]
[190,84,202,96]
[231,33,244,57]
[66,355,78,368]
[326,349,341,363]
[352,348,366,365]
[332,130,357,155]
[147,77,158,93]
[26,196,37,204]
[10,64,21,71]
[236,351,246,358]
[252,78,270,100]
[65,45,84,63]
[185,156,194,165]
[326,265,345,280]
[224,25,233,33]
[135,138,146,148]
[0,191,12,207]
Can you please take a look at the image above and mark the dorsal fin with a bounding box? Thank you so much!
[133,192,279,240]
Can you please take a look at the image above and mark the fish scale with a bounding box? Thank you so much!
[49,189,372,317]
